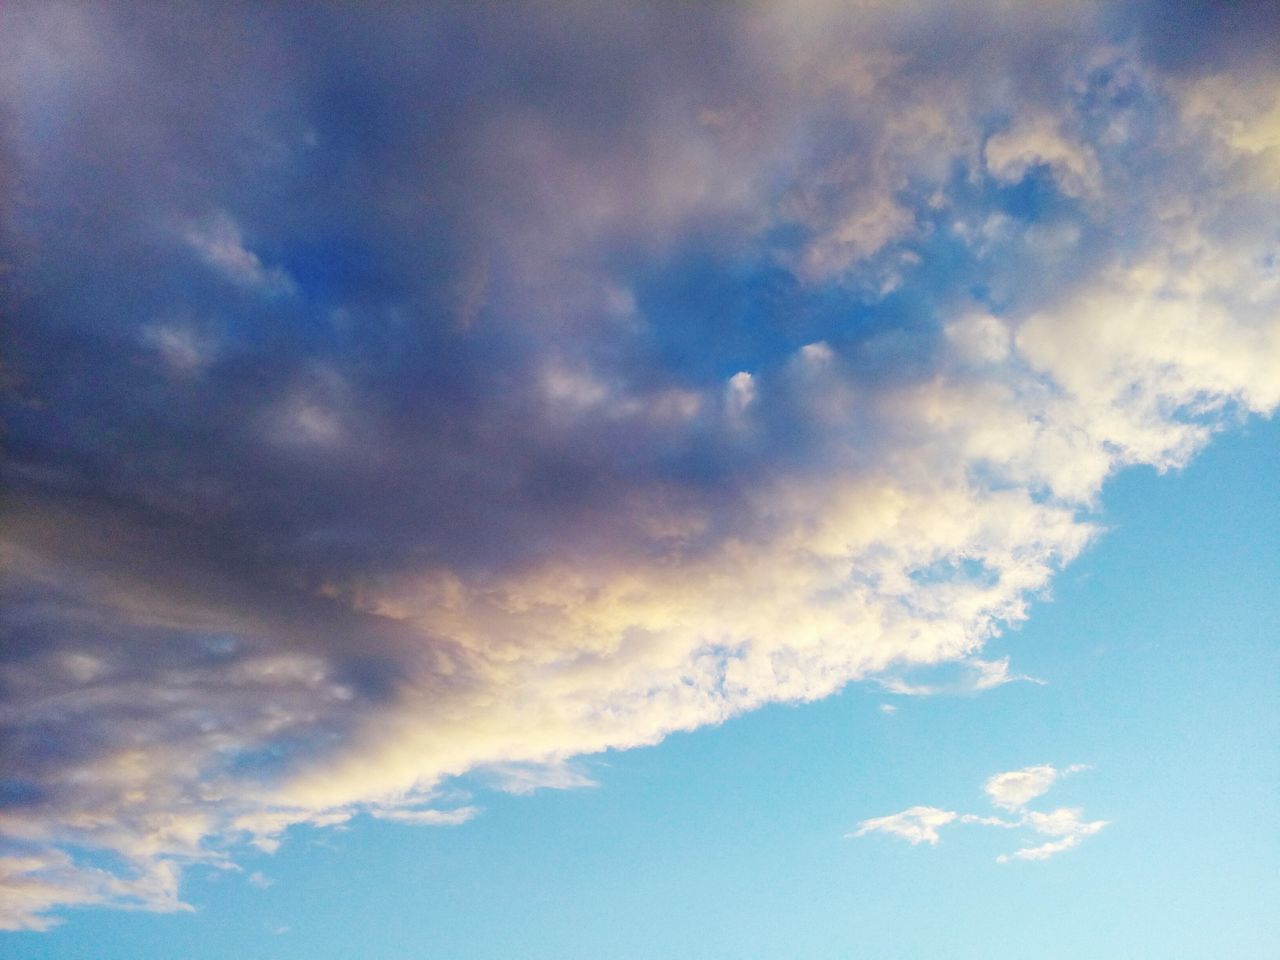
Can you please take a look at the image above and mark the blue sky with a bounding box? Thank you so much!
[2,2,1278,956]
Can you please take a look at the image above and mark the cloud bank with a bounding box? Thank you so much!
[2,0,1278,930]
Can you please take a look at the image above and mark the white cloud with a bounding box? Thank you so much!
[997,807,1108,863]
[853,807,957,846]
[945,314,1012,366]
[725,370,756,421]
[1025,806,1106,838]
[540,364,611,414]
[855,765,1105,863]
[876,657,1043,697]
[184,213,295,295]
[484,762,598,797]
[985,114,1101,199]
[958,814,1018,829]
[971,657,1046,691]
[983,764,1083,811]
[142,323,217,378]
[0,849,190,932]
[371,807,480,827]
[799,193,915,280]
[997,837,1079,863]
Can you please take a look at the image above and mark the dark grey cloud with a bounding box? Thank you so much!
[2,0,1279,930]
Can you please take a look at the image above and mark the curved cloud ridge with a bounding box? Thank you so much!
[2,0,1279,930]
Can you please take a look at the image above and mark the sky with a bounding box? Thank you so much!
[0,1,1278,956]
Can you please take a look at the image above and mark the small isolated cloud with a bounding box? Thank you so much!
[852,806,957,846]
[142,323,218,378]
[184,212,295,295]
[878,703,898,715]
[247,871,273,889]
[853,764,1105,863]
[984,763,1087,811]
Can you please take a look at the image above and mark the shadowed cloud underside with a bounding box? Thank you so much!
[2,0,1279,930]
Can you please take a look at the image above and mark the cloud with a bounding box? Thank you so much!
[184,213,296,295]
[852,807,957,846]
[971,657,1046,692]
[370,807,480,827]
[996,808,1109,864]
[483,762,599,797]
[997,838,1078,863]
[0,0,1275,929]
[877,657,1044,697]
[984,114,1100,199]
[0,848,190,933]
[855,764,1106,863]
[141,323,218,378]
[984,764,1087,811]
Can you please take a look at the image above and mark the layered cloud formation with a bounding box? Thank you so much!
[2,0,1279,930]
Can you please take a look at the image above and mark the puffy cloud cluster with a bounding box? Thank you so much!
[854,763,1107,863]
[2,0,1279,930]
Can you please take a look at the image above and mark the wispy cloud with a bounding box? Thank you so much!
[996,808,1108,864]
[877,657,1045,697]
[852,807,957,846]
[184,212,295,295]
[483,762,599,797]
[854,764,1107,863]
[370,807,480,827]
[247,871,273,889]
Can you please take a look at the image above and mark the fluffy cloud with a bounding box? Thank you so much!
[855,764,1107,863]
[984,764,1088,811]
[2,0,1278,930]
[984,114,1100,199]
